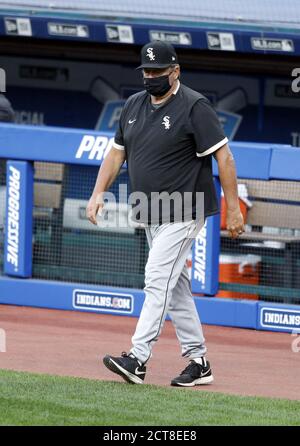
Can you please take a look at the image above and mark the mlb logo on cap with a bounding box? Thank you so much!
[137,41,178,69]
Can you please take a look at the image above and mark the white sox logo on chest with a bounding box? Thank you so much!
[162,116,171,130]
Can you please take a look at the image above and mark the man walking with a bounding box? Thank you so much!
[87,41,244,386]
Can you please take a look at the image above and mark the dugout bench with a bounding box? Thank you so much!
[221,178,300,302]
[32,162,148,288]
[33,162,65,267]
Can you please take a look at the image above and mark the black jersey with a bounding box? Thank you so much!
[114,82,228,224]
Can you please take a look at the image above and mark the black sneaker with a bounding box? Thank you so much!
[171,357,214,387]
[103,352,146,384]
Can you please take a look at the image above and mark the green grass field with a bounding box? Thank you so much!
[0,369,299,426]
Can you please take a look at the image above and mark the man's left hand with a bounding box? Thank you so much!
[226,208,245,239]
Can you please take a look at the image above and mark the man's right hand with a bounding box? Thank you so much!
[86,195,104,226]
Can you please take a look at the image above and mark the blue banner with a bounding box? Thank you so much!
[0,123,278,177]
[0,275,258,330]
[191,178,221,296]
[4,160,33,277]
[1,9,300,57]
[0,124,115,166]
[258,303,300,332]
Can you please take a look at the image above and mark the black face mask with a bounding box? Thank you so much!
[143,74,172,97]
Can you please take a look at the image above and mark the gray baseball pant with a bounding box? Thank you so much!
[130,219,207,364]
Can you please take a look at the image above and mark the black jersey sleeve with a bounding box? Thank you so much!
[113,102,127,150]
[189,99,228,157]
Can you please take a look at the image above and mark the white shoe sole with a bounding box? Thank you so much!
[107,358,144,384]
[172,374,214,387]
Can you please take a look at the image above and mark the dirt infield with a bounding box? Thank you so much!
[0,304,299,400]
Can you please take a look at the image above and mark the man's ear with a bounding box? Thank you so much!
[172,64,179,79]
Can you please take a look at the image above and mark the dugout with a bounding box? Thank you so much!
[0,0,300,307]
